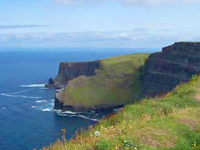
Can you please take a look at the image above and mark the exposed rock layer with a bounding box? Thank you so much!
[46,61,100,89]
[47,42,200,111]
[143,42,200,97]
[48,54,149,111]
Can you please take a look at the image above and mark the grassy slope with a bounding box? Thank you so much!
[44,76,200,150]
[60,53,150,107]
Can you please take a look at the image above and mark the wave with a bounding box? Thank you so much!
[6,89,32,94]
[20,84,45,88]
[36,100,47,103]
[34,104,99,122]
[0,93,41,99]
[55,110,99,122]
[42,108,53,112]
[31,101,54,112]
[77,115,99,122]
[55,88,64,92]
[55,110,77,115]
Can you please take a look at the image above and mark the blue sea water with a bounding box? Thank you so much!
[0,48,158,150]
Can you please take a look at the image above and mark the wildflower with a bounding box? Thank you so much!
[94,131,100,137]
[134,147,137,150]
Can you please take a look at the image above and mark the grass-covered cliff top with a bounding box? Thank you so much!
[59,53,149,108]
[101,53,148,64]
[44,75,200,150]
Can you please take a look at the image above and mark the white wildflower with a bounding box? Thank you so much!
[94,131,100,137]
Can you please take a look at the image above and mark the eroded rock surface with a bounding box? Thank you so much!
[47,54,149,111]
[143,42,200,97]
[45,61,100,89]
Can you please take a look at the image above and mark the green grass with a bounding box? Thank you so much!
[60,53,150,107]
[43,76,200,150]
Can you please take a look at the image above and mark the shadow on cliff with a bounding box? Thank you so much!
[142,42,200,98]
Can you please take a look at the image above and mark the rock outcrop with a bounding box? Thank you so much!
[143,42,200,97]
[45,61,100,89]
[47,42,200,111]
[47,54,149,111]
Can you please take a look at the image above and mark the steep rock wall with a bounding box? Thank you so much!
[46,61,100,89]
[143,42,200,97]
[53,54,150,111]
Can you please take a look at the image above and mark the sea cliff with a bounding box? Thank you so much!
[46,61,100,89]
[46,54,150,111]
[43,42,200,150]
[44,75,200,150]
[46,42,200,111]
[143,42,200,97]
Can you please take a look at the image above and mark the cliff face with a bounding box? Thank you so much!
[52,54,150,111]
[143,42,200,97]
[48,42,200,111]
[46,61,100,89]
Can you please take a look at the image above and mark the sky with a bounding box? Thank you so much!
[0,0,200,48]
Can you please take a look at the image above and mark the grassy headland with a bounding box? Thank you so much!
[59,53,150,108]
[44,75,200,150]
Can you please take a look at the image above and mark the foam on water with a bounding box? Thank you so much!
[6,89,32,94]
[20,84,45,88]
[58,110,77,115]
[55,88,64,92]
[55,110,99,122]
[32,100,54,112]
[42,108,53,112]
[77,115,99,122]
[36,100,47,103]
[0,93,41,99]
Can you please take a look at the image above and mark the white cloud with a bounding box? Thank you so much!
[0,30,197,48]
[53,0,200,6]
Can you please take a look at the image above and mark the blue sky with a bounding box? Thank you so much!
[0,0,200,48]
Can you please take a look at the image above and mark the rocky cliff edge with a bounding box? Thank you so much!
[143,42,200,97]
[46,54,149,111]
[45,61,100,89]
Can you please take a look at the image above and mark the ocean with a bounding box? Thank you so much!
[0,48,157,150]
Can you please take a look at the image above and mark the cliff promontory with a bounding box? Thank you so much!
[48,54,149,110]
[46,61,100,89]
[44,42,200,150]
[143,42,200,97]
[47,42,200,111]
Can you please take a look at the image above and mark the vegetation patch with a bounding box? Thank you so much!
[134,127,176,147]
[43,76,200,150]
[177,117,198,130]
[60,53,150,107]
